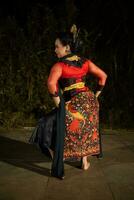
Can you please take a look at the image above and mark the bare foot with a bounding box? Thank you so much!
[82,162,90,170]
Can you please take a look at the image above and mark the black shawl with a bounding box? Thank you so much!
[29,88,66,179]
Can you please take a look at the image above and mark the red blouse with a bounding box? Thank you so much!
[47,59,107,95]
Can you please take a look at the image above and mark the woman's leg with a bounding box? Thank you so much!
[82,156,90,170]
[48,148,65,162]
[48,148,54,160]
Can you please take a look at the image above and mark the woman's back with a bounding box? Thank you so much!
[58,59,89,79]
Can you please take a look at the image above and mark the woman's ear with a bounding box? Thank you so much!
[65,45,71,52]
[66,45,71,52]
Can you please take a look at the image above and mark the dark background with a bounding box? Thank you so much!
[0,0,133,129]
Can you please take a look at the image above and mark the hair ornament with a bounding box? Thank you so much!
[70,24,80,43]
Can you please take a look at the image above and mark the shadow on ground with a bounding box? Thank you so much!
[0,135,51,177]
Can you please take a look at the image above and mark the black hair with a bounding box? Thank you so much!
[56,31,83,53]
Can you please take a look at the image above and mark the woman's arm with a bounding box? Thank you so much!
[88,60,107,97]
[47,63,62,107]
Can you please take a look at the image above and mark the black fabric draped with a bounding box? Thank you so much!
[51,88,66,178]
[29,87,66,179]
[28,108,57,154]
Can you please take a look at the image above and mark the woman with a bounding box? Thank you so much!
[47,27,107,179]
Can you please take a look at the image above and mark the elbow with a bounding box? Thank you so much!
[47,79,57,94]
[103,73,108,85]
[105,73,108,80]
[99,73,108,85]
[47,78,54,87]
[47,79,53,91]
[103,72,108,81]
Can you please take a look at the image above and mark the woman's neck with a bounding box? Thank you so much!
[59,53,75,61]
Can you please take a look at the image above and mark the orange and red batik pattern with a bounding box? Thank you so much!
[63,89,100,159]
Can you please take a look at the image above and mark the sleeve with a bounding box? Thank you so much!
[87,60,107,86]
[47,63,62,95]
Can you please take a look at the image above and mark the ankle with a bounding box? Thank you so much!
[82,157,88,164]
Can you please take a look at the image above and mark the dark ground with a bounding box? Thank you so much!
[0,128,134,200]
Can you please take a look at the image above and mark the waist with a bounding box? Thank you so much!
[63,86,89,102]
[63,82,85,92]
[59,75,86,89]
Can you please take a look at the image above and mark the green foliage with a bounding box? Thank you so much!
[0,6,56,127]
[0,1,133,129]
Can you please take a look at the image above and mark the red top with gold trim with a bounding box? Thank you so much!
[47,55,107,96]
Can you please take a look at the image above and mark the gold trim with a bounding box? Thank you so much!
[63,82,85,91]
[66,55,80,61]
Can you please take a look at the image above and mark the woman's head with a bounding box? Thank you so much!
[54,32,82,58]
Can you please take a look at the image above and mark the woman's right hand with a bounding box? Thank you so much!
[52,96,60,107]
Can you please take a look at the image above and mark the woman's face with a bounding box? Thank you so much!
[55,38,71,58]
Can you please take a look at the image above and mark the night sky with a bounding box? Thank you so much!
[0,0,132,25]
[0,0,132,46]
